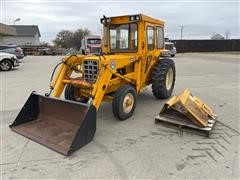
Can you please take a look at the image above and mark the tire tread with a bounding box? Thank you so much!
[151,58,176,99]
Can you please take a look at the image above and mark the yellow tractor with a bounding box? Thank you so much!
[10,14,176,155]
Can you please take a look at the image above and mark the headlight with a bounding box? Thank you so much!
[100,18,106,24]
[130,16,135,21]
[100,17,111,25]
[11,56,17,60]
[135,15,140,20]
[129,14,141,22]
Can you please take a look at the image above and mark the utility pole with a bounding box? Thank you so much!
[180,25,184,40]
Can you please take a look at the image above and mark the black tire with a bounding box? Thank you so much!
[81,49,85,55]
[0,59,12,71]
[112,85,137,120]
[64,84,88,103]
[152,58,176,99]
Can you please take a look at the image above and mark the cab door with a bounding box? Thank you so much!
[141,22,156,86]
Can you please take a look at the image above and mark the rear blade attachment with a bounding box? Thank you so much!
[9,92,96,156]
[160,89,217,127]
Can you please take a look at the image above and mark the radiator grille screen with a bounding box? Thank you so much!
[83,60,98,83]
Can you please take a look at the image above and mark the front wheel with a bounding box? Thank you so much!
[64,84,88,103]
[112,85,137,120]
[0,59,12,71]
[152,58,176,99]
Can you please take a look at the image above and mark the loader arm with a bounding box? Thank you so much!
[51,55,85,97]
[91,64,113,110]
[91,55,139,110]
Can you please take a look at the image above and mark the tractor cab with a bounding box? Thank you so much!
[101,14,165,58]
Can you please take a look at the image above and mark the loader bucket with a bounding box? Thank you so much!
[9,92,96,156]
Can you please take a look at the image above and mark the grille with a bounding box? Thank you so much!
[83,60,98,83]
[91,47,101,53]
[165,44,173,50]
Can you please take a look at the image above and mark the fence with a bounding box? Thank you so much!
[171,39,240,53]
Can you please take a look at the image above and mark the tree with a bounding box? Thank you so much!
[53,30,74,48]
[72,28,90,50]
[53,28,90,49]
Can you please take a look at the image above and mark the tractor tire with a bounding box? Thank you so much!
[64,84,88,103]
[152,58,176,99]
[81,49,85,55]
[0,59,12,71]
[112,85,137,120]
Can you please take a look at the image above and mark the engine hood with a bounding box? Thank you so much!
[0,52,16,59]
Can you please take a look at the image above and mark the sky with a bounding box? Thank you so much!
[1,0,239,43]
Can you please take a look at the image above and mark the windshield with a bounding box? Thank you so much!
[87,39,101,44]
[110,23,138,52]
[165,44,173,50]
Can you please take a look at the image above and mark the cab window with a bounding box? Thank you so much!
[110,23,138,52]
[147,26,154,50]
[156,26,164,49]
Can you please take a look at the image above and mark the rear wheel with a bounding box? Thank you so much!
[64,84,88,103]
[0,59,12,71]
[112,85,137,120]
[152,58,176,99]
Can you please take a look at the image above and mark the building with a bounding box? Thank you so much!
[211,34,225,40]
[3,25,41,45]
[0,23,16,45]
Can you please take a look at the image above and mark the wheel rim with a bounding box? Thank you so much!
[166,68,174,90]
[1,62,10,70]
[123,93,134,114]
[73,87,85,101]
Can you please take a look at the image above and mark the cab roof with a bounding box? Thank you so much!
[108,14,165,26]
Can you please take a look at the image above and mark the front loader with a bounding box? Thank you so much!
[10,14,176,155]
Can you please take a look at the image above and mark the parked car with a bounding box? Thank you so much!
[0,45,24,59]
[0,52,19,71]
[162,42,177,57]
[80,35,101,55]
